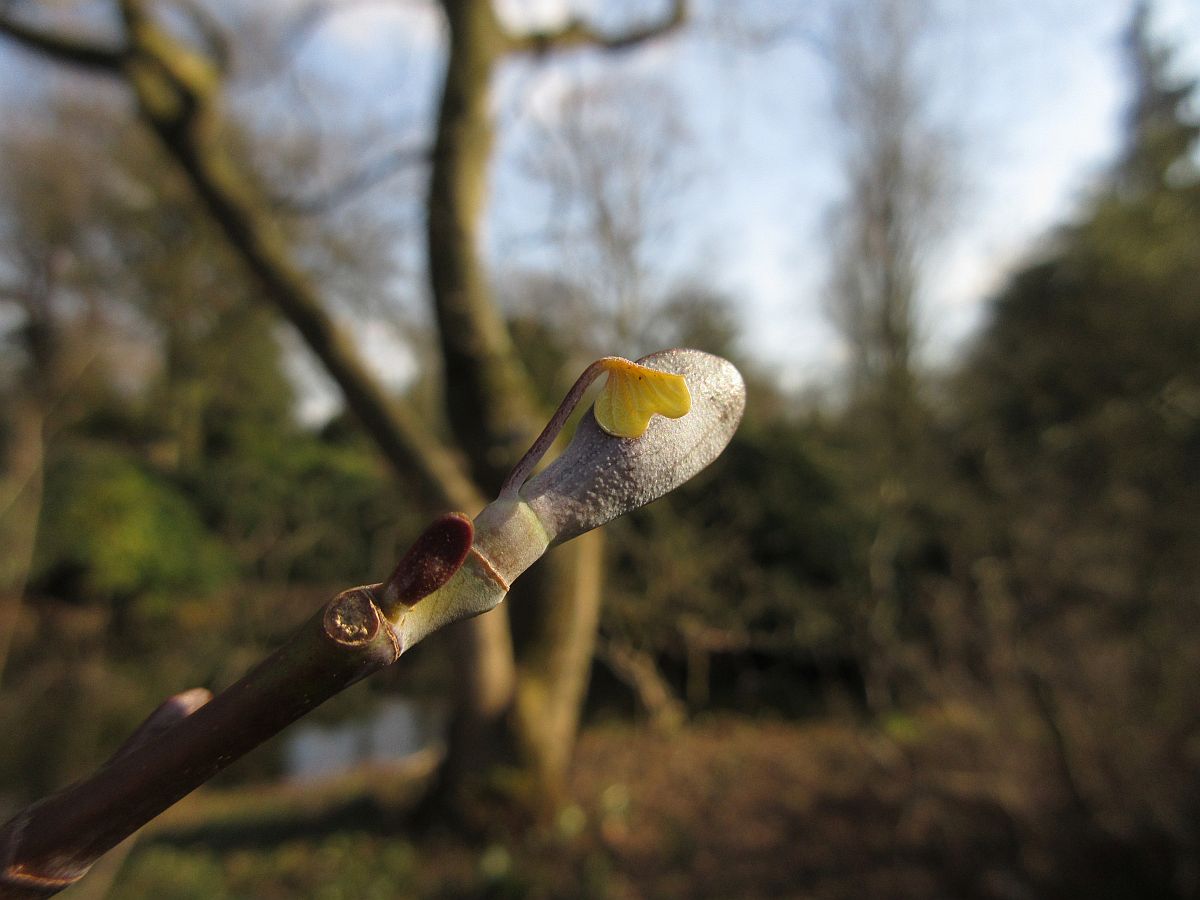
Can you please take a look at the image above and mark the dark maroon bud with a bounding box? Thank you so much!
[380,512,474,614]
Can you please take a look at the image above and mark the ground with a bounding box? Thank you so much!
[79,710,1105,899]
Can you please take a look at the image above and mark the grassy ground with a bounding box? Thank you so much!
[77,710,1128,899]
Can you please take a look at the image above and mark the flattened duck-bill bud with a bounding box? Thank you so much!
[387,349,744,654]
[520,348,745,545]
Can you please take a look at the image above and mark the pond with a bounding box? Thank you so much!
[283,697,447,781]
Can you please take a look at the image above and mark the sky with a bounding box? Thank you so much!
[2,0,1199,418]
[300,0,1200,399]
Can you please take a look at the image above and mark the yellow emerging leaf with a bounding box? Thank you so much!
[593,358,691,438]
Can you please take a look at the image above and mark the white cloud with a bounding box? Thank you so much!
[320,2,442,52]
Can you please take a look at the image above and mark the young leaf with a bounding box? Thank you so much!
[593,357,691,438]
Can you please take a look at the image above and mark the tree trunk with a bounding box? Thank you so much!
[0,0,687,821]
[0,397,44,691]
[428,0,539,493]
[511,531,606,801]
[422,0,611,816]
[113,1,527,809]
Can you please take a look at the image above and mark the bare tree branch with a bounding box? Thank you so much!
[170,0,230,73]
[95,0,483,512]
[270,141,430,216]
[0,282,29,302]
[0,11,124,73]
[507,1,687,55]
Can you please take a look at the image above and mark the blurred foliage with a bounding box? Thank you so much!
[33,444,234,614]
[0,82,423,801]
[939,10,1200,875]
[606,409,865,658]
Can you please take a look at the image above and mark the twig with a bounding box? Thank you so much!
[269,142,430,216]
[505,1,687,55]
[0,513,472,898]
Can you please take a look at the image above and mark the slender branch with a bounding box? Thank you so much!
[0,283,30,302]
[0,594,396,897]
[105,689,214,763]
[499,358,611,498]
[0,514,472,899]
[0,12,124,73]
[170,0,230,74]
[270,142,430,216]
[506,1,687,55]
[1020,664,1093,821]
[107,0,484,512]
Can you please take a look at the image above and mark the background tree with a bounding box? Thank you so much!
[0,145,104,690]
[507,74,694,357]
[0,0,689,818]
[823,0,953,433]
[948,6,1200,885]
[819,0,957,708]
